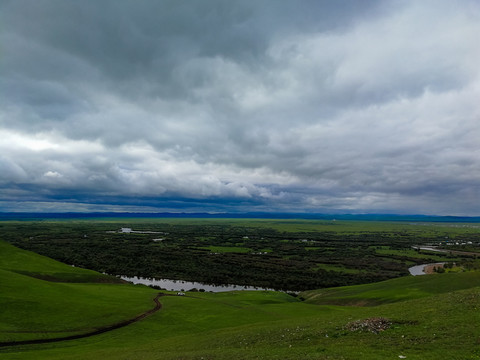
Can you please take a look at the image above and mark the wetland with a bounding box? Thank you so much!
[3,218,479,291]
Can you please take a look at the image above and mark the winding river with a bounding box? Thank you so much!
[122,261,446,291]
[121,276,273,292]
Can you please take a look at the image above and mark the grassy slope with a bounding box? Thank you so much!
[4,286,480,360]
[2,239,480,359]
[0,241,158,342]
[300,271,480,306]
[0,240,118,283]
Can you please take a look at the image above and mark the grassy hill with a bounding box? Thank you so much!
[0,240,121,283]
[2,240,480,359]
[0,241,158,343]
[300,271,480,306]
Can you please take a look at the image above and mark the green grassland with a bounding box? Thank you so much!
[312,263,364,274]
[138,218,480,236]
[300,271,480,306]
[2,238,480,359]
[0,240,118,283]
[2,219,480,359]
[198,245,253,253]
[9,217,478,235]
[0,241,158,343]
[373,246,459,263]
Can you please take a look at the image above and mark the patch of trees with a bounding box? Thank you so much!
[1,221,463,291]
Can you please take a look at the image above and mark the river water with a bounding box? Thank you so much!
[408,263,445,276]
[123,265,441,291]
[121,276,273,292]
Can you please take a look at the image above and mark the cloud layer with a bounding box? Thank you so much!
[1,0,479,215]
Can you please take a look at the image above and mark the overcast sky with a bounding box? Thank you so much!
[1,0,479,215]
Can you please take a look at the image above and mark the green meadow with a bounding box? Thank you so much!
[0,241,156,343]
[199,245,253,253]
[2,220,480,359]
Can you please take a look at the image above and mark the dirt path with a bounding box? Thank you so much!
[0,293,164,348]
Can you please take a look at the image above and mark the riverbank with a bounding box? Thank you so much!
[408,263,445,276]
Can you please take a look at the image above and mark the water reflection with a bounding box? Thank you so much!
[408,263,445,276]
[121,276,273,292]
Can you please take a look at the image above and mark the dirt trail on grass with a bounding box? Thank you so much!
[0,293,165,348]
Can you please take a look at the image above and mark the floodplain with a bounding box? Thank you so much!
[4,218,479,290]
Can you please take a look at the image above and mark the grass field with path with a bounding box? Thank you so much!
[2,220,480,359]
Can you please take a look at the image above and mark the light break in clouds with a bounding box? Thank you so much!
[0,0,479,215]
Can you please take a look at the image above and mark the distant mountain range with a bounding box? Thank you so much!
[0,212,479,222]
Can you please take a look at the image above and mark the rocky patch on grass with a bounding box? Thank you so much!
[345,317,392,334]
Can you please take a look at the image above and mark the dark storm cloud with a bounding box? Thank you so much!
[1,0,479,215]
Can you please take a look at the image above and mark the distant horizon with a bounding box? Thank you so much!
[1,211,480,222]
